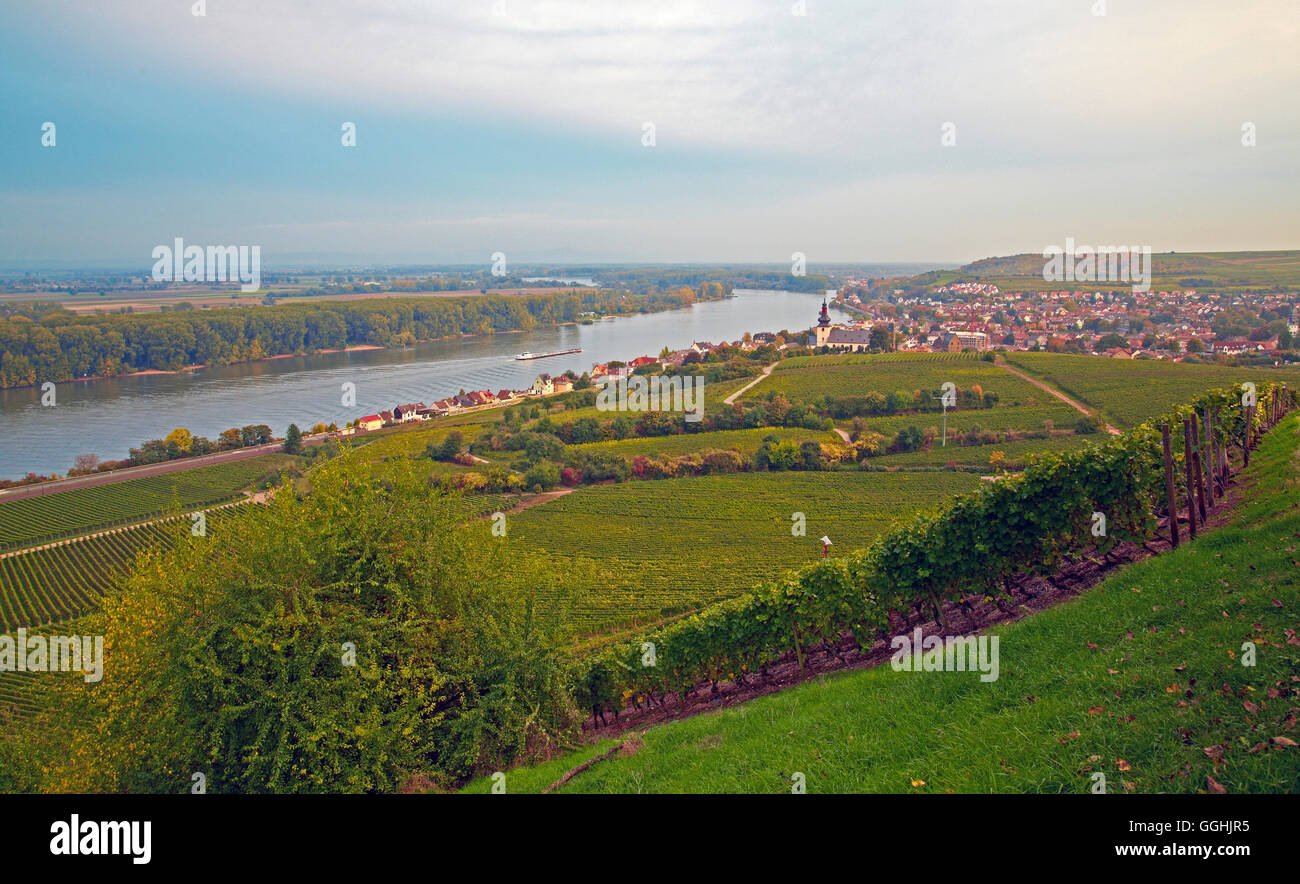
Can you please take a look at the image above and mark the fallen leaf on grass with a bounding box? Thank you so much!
[1206,775,1227,794]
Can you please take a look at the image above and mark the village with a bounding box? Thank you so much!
[829,282,1299,359]
[345,283,1299,434]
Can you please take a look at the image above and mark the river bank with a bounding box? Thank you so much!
[0,289,842,479]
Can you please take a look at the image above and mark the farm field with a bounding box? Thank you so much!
[0,521,183,631]
[0,671,40,720]
[464,411,1300,794]
[502,470,982,636]
[0,454,303,551]
[846,403,1084,439]
[528,374,763,428]
[569,426,839,459]
[1004,352,1300,428]
[745,352,1046,405]
[871,433,1093,469]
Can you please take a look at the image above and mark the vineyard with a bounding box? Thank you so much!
[851,403,1082,438]
[1004,352,1300,428]
[0,671,41,719]
[0,454,302,551]
[569,426,838,460]
[572,380,1295,722]
[872,433,1092,469]
[0,520,183,630]
[747,352,1046,405]
[503,470,982,636]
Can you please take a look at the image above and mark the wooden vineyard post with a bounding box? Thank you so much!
[1182,418,1199,540]
[1161,423,1179,548]
[1243,404,1253,468]
[1201,407,1215,507]
[1189,417,1207,521]
[1214,405,1227,487]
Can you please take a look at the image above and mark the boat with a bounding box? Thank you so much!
[513,348,582,360]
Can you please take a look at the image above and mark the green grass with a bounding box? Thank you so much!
[466,414,1300,793]
[502,470,982,636]
[1004,352,1300,428]
[0,453,303,550]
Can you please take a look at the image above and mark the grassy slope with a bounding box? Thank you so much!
[922,250,1300,294]
[465,414,1300,793]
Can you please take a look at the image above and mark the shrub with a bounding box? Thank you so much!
[35,458,579,792]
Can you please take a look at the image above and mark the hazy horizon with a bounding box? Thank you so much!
[3,0,1297,265]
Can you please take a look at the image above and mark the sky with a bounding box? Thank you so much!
[0,0,1297,267]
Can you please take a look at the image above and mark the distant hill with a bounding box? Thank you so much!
[905,250,1300,295]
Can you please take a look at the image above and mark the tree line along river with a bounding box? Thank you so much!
[0,289,850,479]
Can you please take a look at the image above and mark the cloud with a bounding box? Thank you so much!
[37,0,1300,157]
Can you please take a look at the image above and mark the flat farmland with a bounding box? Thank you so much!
[502,470,982,636]
[1004,353,1300,427]
[746,352,1048,405]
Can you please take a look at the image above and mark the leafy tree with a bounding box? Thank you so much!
[523,460,560,491]
[31,458,578,792]
[283,423,303,455]
[164,428,194,454]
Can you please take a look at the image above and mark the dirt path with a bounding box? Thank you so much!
[833,427,851,443]
[994,357,1121,435]
[497,487,575,516]
[723,363,777,405]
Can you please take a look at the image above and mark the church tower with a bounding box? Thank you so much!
[813,298,833,346]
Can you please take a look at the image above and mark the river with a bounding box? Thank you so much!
[0,289,852,478]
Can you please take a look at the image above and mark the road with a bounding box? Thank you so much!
[723,363,777,405]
